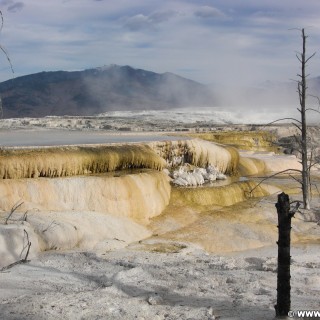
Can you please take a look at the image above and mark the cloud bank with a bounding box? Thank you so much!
[0,0,319,88]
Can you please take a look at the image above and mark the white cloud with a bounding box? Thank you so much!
[7,1,24,13]
[0,0,320,87]
[124,10,177,31]
[194,6,226,19]
[124,14,151,31]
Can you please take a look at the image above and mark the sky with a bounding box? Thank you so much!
[0,0,320,87]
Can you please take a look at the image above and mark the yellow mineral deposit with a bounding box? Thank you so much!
[149,188,318,253]
[0,171,171,222]
[239,151,302,176]
[239,156,266,176]
[0,144,166,179]
[155,201,280,253]
[0,137,313,264]
[172,180,278,208]
[188,130,278,152]
[149,138,239,174]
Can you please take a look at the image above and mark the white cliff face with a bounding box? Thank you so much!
[239,151,302,176]
[0,210,152,268]
[0,170,170,267]
[0,171,171,222]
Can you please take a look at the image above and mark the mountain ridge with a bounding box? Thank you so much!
[0,65,216,118]
[1,65,319,119]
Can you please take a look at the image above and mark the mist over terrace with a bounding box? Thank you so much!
[2,64,320,125]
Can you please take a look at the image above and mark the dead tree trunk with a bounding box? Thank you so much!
[299,28,310,210]
[275,192,296,317]
[297,28,314,210]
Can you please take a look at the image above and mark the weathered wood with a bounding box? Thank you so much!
[0,259,30,272]
[299,28,311,210]
[275,192,295,317]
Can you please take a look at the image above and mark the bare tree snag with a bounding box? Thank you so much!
[21,229,32,261]
[297,28,312,210]
[5,201,24,224]
[259,28,317,210]
[0,229,31,272]
[275,192,299,317]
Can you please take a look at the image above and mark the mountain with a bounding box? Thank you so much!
[0,65,216,118]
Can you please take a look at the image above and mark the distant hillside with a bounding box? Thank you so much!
[0,65,217,118]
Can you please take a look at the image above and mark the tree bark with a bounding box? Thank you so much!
[275,192,294,317]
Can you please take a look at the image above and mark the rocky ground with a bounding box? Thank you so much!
[1,108,317,132]
[0,114,319,320]
[1,112,319,156]
[0,189,319,320]
[0,240,319,320]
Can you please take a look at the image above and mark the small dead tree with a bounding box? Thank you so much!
[263,28,319,210]
[20,229,32,261]
[0,229,32,272]
[274,193,300,317]
[295,28,315,210]
[4,201,24,224]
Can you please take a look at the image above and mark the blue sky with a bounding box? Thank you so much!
[0,0,320,86]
